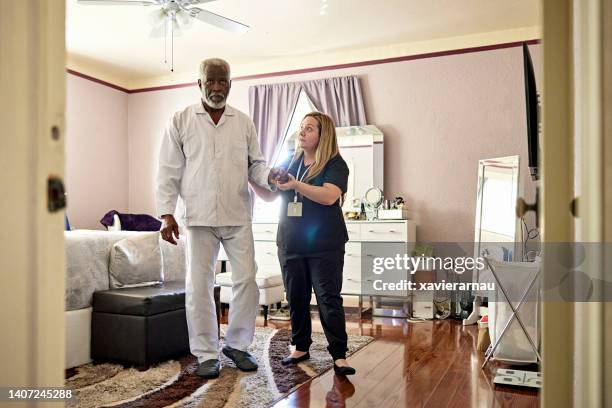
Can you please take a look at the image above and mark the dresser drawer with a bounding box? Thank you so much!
[254,241,279,266]
[343,260,361,279]
[342,262,362,294]
[345,223,361,241]
[344,242,362,268]
[342,277,362,295]
[361,222,407,242]
[252,223,277,241]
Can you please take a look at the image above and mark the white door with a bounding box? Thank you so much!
[542,0,607,407]
[604,2,612,405]
[0,0,67,397]
[540,3,573,405]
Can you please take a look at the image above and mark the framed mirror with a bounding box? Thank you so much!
[364,187,383,208]
[474,155,521,263]
[464,155,521,325]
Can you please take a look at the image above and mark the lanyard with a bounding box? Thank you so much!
[294,156,311,202]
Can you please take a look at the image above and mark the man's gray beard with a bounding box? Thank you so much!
[204,95,226,109]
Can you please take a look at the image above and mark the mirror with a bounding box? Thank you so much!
[474,155,521,263]
[463,155,521,324]
[364,187,383,220]
[364,187,383,208]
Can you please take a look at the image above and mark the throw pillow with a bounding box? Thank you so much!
[109,232,163,288]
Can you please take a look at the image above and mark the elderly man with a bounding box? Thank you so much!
[156,58,280,378]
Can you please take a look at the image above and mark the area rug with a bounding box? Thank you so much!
[66,327,373,408]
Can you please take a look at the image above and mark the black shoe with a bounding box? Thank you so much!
[222,346,258,371]
[333,363,356,376]
[196,359,220,379]
[281,352,310,365]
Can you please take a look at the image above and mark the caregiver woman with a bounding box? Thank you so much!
[274,112,355,376]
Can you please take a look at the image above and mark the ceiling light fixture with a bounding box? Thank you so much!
[77,0,250,72]
[319,0,328,16]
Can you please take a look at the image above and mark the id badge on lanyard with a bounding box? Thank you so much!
[287,157,310,217]
[287,201,302,217]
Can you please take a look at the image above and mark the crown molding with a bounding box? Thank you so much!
[66,26,541,94]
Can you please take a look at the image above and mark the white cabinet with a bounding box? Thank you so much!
[345,223,361,241]
[253,241,282,275]
[252,220,416,298]
[360,222,409,242]
[252,223,277,241]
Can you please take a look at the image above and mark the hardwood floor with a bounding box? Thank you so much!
[243,309,539,408]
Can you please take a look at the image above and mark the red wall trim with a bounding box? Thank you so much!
[230,39,541,82]
[128,81,198,94]
[67,39,541,94]
[66,69,130,93]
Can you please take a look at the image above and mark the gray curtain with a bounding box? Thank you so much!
[248,83,302,162]
[248,75,367,162]
[301,76,367,127]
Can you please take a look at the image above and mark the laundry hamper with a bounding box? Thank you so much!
[485,258,541,364]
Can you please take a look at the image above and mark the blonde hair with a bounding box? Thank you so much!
[289,112,339,183]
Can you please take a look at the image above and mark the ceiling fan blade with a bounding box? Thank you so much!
[149,15,191,38]
[190,8,249,34]
[175,9,194,29]
[149,17,169,38]
[77,0,158,5]
[172,18,187,37]
[181,0,219,4]
[147,8,167,25]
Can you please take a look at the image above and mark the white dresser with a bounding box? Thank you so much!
[251,220,416,299]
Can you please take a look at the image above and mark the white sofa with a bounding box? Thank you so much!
[64,230,187,368]
[64,229,285,368]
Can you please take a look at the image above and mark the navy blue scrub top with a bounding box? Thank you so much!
[276,152,349,255]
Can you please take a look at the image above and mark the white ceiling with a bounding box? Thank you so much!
[66,0,540,88]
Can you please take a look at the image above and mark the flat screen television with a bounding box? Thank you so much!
[523,42,540,181]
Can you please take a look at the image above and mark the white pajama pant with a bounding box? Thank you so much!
[184,225,259,362]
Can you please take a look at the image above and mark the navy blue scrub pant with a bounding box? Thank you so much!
[278,250,348,360]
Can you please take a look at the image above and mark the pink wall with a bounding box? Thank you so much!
[65,73,129,229]
[127,86,201,217]
[126,44,541,242]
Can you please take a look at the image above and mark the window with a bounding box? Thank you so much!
[252,90,317,222]
[271,90,317,167]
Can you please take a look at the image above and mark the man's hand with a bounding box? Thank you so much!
[268,167,288,184]
[160,214,180,245]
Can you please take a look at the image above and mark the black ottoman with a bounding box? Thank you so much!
[91,281,221,367]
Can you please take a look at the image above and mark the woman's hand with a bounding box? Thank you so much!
[276,173,299,191]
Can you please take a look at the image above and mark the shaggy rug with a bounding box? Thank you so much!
[66,327,373,408]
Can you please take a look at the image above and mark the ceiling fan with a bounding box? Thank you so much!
[77,0,249,71]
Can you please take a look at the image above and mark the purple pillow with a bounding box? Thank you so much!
[100,210,162,231]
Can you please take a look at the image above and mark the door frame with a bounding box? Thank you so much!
[573,0,605,407]
[542,0,607,406]
[603,0,612,405]
[0,0,67,391]
[541,1,574,406]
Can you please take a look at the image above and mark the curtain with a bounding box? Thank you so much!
[248,75,367,162]
[301,76,367,127]
[248,83,301,162]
